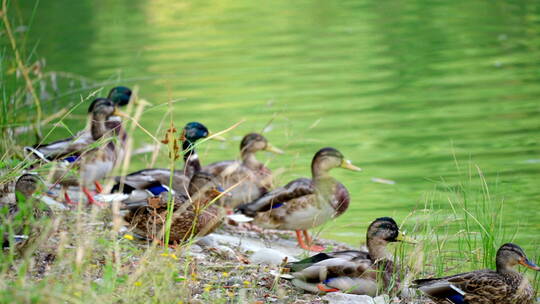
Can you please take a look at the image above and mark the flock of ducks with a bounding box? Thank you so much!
[1,86,538,303]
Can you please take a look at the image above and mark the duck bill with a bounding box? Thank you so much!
[113,109,128,117]
[520,258,540,271]
[213,187,232,197]
[208,132,226,141]
[340,159,362,172]
[265,143,284,154]
[396,231,418,244]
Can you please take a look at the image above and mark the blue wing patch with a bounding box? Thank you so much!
[63,155,79,163]
[271,203,284,209]
[147,185,169,196]
[446,294,466,304]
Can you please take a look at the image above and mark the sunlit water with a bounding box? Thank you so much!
[16,0,540,249]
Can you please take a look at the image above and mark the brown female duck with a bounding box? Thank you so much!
[235,147,361,251]
[203,133,283,209]
[287,217,416,296]
[413,243,540,304]
[123,172,226,244]
[2,174,51,251]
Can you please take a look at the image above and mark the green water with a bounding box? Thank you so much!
[14,0,540,246]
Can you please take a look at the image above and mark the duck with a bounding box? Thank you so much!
[32,98,126,206]
[234,147,361,251]
[413,243,540,304]
[25,86,131,163]
[123,171,227,244]
[202,133,284,210]
[25,86,131,193]
[111,122,223,196]
[286,217,416,296]
[1,174,52,251]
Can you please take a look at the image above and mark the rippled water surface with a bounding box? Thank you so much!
[19,0,540,246]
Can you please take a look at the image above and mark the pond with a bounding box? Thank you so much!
[17,0,540,248]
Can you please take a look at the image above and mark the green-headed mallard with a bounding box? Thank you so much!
[30,98,126,206]
[203,133,283,209]
[1,174,51,251]
[111,122,223,196]
[234,147,361,251]
[286,217,415,296]
[413,243,540,304]
[123,172,226,244]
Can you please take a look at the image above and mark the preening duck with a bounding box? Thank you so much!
[235,147,361,251]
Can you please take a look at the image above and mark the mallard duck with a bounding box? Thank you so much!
[413,243,540,304]
[202,133,283,209]
[25,86,131,164]
[234,147,361,251]
[123,172,226,244]
[111,122,223,195]
[32,98,126,206]
[286,217,416,296]
[25,86,131,193]
[1,174,52,251]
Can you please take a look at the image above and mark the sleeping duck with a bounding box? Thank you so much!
[287,217,416,296]
[235,147,361,251]
[413,243,540,304]
[202,133,283,210]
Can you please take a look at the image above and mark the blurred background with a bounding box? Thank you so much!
[8,0,540,245]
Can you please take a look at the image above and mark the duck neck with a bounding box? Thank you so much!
[367,238,392,261]
[183,140,201,175]
[241,150,261,170]
[90,114,109,140]
[496,261,520,276]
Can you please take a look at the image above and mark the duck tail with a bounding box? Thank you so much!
[23,146,50,163]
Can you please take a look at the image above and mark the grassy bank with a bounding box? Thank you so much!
[1,2,539,303]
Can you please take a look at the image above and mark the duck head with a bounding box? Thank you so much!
[14,174,41,201]
[181,122,226,145]
[88,98,122,119]
[311,147,361,177]
[188,172,227,203]
[240,133,284,155]
[496,243,540,273]
[366,217,416,260]
[367,217,416,244]
[107,86,132,106]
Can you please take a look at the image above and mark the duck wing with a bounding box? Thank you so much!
[414,270,507,303]
[291,256,372,281]
[26,129,94,160]
[112,169,190,194]
[287,250,369,272]
[235,178,314,217]
[202,160,237,177]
